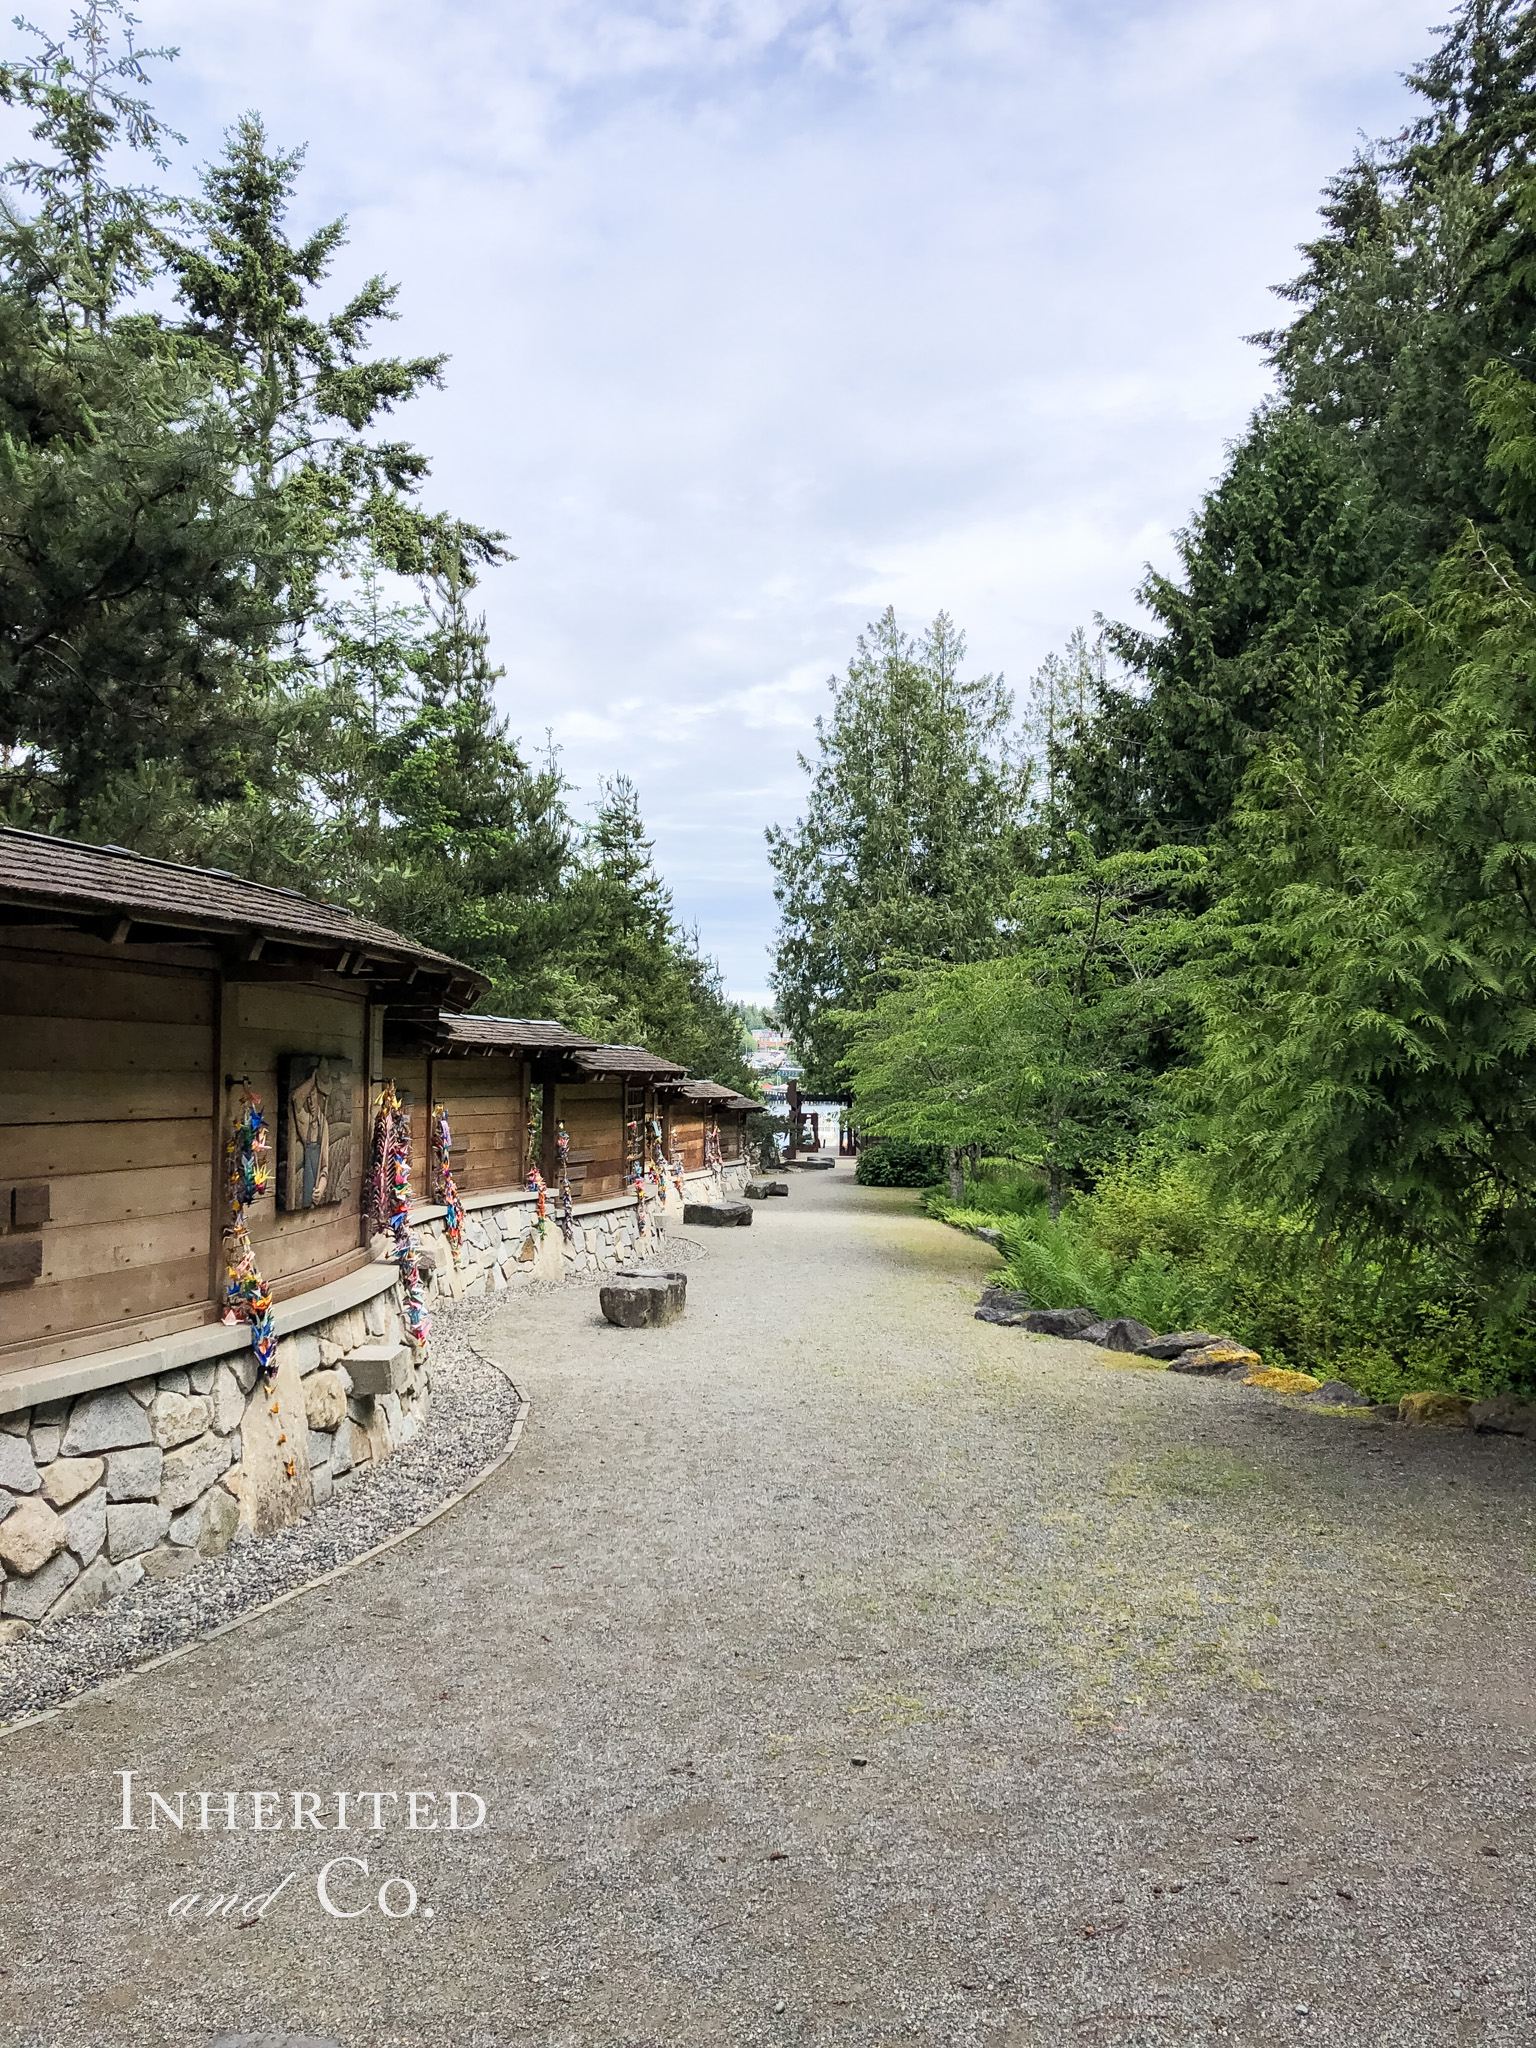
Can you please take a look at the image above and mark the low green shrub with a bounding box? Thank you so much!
[855,1139,947,1188]
[934,1150,1536,1401]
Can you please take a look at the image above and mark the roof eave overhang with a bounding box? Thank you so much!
[0,893,488,1007]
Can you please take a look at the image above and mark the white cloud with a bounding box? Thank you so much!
[48,0,1433,994]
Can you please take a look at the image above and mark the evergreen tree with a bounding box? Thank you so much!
[1057,2,1536,854]
[0,4,282,829]
[1200,355,1536,1314]
[165,112,502,614]
[767,608,1031,1093]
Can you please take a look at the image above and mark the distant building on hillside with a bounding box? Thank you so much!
[746,1027,800,1107]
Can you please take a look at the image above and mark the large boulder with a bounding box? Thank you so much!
[1079,1317,1157,1353]
[974,1286,1032,1327]
[1020,1307,1099,1338]
[1470,1396,1536,1435]
[682,1202,752,1228]
[1168,1342,1263,1376]
[231,1344,314,1537]
[1306,1379,1372,1407]
[1400,1389,1472,1427]
[744,1181,790,1199]
[1133,1329,1232,1361]
[600,1271,687,1328]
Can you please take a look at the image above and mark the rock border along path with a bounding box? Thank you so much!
[0,1171,1533,2048]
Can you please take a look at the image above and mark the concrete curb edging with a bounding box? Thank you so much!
[0,1351,530,1744]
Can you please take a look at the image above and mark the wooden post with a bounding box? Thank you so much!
[540,1075,558,1185]
[208,971,234,1312]
[786,1078,800,1160]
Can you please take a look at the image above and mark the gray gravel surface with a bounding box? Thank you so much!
[0,1172,1532,2048]
[0,1296,523,1728]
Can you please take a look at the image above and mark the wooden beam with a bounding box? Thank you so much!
[540,1076,558,1186]
[109,917,133,946]
[244,934,265,962]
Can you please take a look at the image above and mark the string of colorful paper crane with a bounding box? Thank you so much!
[366,1089,392,1237]
[376,1082,430,1348]
[648,1115,684,1202]
[221,1086,277,1381]
[705,1119,723,1176]
[431,1102,465,1265]
[555,1120,575,1242]
[527,1161,549,1236]
[626,1115,651,1236]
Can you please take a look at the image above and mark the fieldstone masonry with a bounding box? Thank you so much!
[0,1165,750,1643]
[0,1278,426,1638]
[413,1164,749,1301]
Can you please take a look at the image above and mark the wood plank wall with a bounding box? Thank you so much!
[386,1057,430,1209]
[559,1083,627,1200]
[433,1057,527,1197]
[0,949,217,1371]
[663,1109,746,1171]
[221,979,370,1301]
[668,1110,707,1173]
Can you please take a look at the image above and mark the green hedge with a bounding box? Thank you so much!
[855,1139,947,1188]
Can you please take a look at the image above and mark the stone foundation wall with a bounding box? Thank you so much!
[0,1278,425,1641]
[0,1164,752,1644]
[415,1164,749,1301]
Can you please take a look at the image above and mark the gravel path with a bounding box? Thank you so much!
[0,1295,523,1728]
[0,1172,1532,2048]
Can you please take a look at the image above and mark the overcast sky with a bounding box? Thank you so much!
[136,0,1431,1000]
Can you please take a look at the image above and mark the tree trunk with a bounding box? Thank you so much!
[947,1147,965,1202]
[1047,1167,1064,1222]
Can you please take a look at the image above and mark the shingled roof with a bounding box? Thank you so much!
[434,1015,599,1054]
[665,1078,761,1111]
[0,828,487,1004]
[571,1043,689,1080]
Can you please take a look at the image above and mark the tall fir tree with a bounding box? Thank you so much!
[767,608,1030,1093]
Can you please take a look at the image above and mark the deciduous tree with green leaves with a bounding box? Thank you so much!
[841,843,1204,1215]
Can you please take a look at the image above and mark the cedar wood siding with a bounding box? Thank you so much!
[431,1056,528,1197]
[220,978,372,1305]
[0,949,218,1371]
[667,1109,708,1173]
[383,1056,529,1203]
[559,1081,627,1201]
